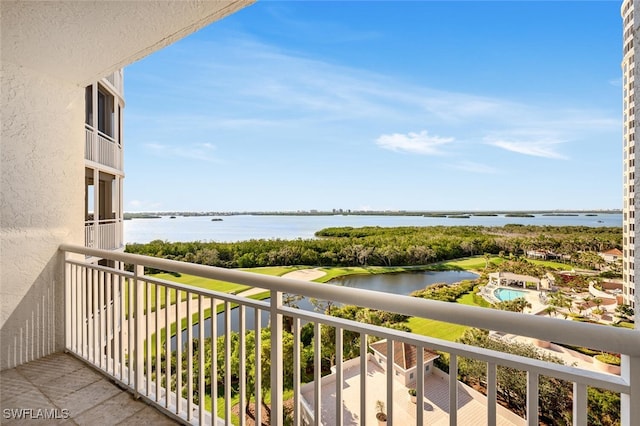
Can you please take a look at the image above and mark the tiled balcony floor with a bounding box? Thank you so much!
[0,353,179,425]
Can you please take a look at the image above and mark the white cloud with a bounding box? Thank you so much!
[375,130,454,155]
[485,137,567,160]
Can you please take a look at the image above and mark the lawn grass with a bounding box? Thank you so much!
[433,256,502,271]
[457,291,492,308]
[406,317,469,341]
[527,259,576,270]
[314,265,432,283]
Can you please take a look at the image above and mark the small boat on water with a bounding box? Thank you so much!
[211,218,223,221]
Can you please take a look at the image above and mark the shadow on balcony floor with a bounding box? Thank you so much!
[0,352,179,425]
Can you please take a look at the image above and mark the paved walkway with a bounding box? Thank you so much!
[0,353,178,425]
[302,358,525,425]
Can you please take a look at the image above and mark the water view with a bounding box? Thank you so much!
[172,269,478,348]
[125,212,622,244]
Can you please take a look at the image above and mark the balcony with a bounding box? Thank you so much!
[84,220,124,251]
[85,125,123,171]
[11,244,637,425]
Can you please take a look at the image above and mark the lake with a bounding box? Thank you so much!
[125,213,622,244]
[171,269,478,348]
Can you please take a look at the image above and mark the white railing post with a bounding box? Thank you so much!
[134,264,144,397]
[526,371,539,426]
[270,290,283,426]
[64,253,71,350]
[621,354,640,426]
[572,382,587,426]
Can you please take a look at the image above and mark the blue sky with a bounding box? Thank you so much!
[124,1,622,212]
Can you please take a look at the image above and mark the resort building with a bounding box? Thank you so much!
[84,71,125,261]
[1,2,640,425]
[622,0,639,310]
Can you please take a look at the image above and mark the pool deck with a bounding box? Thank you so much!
[480,284,547,314]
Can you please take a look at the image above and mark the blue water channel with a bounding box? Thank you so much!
[170,270,478,350]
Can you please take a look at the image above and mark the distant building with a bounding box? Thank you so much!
[526,250,559,260]
[369,339,439,387]
[600,248,623,263]
[622,0,638,310]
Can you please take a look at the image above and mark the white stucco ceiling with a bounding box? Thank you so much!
[1,0,253,86]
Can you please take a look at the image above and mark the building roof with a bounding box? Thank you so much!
[601,248,623,256]
[369,339,439,371]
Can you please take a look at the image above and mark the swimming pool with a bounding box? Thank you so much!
[494,288,528,302]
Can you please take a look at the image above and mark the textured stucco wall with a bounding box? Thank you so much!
[0,62,84,369]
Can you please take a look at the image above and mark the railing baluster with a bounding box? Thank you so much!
[449,354,458,426]
[314,322,321,426]
[527,371,539,426]
[335,326,343,426]
[65,256,71,351]
[82,267,88,359]
[198,295,205,426]
[210,297,217,426]
[119,272,125,382]
[270,290,284,426]
[487,362,497,426]
[113,276,126,382]
[255,307,262,426]
[165,286,171,409]
[416,343,422,426]
[360,332,367,426]
[78,265,83,356]
[128,276,134,386]
[621,354,640,426]
[293,316,300,426]
[106,271,113,373]
[146,280,151,396]
[572,382,587,426]
[239,305,246,426]
[176,289,183,415]
[155,283,161,403]
[225,301,231,424]
[92,268,98,364]
[135,265,144,395]
[187,291,193,421]
[99,270,105,369]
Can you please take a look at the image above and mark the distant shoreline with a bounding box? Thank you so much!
[124,209,621,219]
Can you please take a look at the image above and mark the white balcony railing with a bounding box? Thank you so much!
[85,125,122,171]
[84,220,123,250]
[61,244,640,426]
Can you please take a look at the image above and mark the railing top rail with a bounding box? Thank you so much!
[60,244,640,355]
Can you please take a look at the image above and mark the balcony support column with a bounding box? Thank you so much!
[270,290,283,425]
[621,354,640,426]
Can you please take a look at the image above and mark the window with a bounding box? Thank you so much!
[97,87,115,137]
[85,86,93,126]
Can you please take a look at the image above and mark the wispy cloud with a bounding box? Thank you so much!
[145,142,219,162]
[375,130,454,155]
[609,77,622,87]
[448,161,499,174]
[484,136,568,160]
